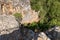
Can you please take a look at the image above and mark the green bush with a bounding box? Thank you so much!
[24,22,39,31]
[30,0,60,31]
[13,13,22,23]
[13,13,22,18]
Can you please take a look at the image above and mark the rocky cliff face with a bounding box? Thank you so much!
[0,0,39,23]
[0,0,30,14]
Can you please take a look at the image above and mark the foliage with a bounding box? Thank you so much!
[28,0,60,31]
[24,22,39,31]
[13,13,22,24]
[13,13,22,18]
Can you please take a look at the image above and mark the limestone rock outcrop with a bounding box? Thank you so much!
[0,15,19,35]
[0,0,39,23]
[0,0,31,14]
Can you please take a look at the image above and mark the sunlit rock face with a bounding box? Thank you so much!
[0,0,31,14]
[21,10,39,24]
[0,15,19,35]
[0,0,39,23]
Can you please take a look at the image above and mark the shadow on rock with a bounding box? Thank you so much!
[0,27,34,40]
[45,26,60,40]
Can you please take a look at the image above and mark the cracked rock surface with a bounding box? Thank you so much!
[0,15,19,35]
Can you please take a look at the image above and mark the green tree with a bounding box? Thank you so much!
[30,0,60,31]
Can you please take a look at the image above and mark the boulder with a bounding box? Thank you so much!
[37,32,51,40]
[0,15,19,35]
[45,26,60,40]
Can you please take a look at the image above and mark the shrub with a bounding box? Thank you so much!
[30,0,60,31]
[13,13,22,24]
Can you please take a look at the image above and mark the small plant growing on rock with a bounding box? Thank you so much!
[13,13,22,24]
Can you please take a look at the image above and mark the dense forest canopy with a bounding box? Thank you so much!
[27,0,60,31]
